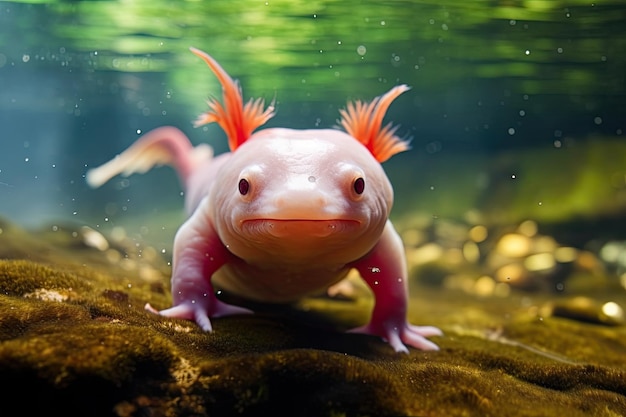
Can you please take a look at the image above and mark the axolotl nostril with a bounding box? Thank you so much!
[86,47,442,353]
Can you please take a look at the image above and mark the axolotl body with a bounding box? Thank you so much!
[87,47,442,353]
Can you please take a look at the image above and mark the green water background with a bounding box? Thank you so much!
[0,0,624,247]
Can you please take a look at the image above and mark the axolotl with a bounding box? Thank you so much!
[86,47,442,353]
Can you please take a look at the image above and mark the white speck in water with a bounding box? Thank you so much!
[594,116,603,125]
[511,174,516,179]
[519,110,525,117]
[509,20,516,25]
[374,281,379,285]
[357,45,367,56]
[127,283,132,289]
[24,157,29,162]
[557,47,563,53]
[525,49,530,55]
[508,128,515,135]
[538,201,543,206]
[136,129,142,135]
[369,267,381,273]
[161,249,166,254]
[308,175,316,183]
[380,20,386,26]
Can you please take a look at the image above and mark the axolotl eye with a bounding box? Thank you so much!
[353,177,365,195]
[238,178,250,195]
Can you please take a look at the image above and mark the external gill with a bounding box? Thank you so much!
[190,47,275,151]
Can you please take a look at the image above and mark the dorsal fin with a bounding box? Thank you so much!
[190,47,275,151]
[339,85,411,163]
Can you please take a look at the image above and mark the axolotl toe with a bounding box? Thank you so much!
[86,47,442,353]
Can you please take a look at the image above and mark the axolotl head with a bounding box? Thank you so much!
[208,128,394,264]
[187,47,411,264]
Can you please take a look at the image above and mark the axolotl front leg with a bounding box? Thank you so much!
[145,198,252,330]
[350,221,442,353]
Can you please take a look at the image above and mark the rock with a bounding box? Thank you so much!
[543,297,625,326]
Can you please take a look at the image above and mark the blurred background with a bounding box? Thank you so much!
[0,0,625,297]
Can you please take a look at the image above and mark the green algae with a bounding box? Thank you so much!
[1,216,625,416]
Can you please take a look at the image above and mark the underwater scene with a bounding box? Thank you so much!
[1,0,625,416]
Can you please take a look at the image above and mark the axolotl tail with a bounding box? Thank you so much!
[85,126,213,190]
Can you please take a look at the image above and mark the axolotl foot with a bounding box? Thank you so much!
[144,300,253,332]
[349,322,443,353]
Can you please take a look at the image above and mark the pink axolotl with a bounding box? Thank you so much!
[86,47,442,352]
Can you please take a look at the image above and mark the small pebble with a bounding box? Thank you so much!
[545,297,625,326]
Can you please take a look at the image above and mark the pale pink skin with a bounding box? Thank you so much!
[88,126,441,352]
[86,47,442,353]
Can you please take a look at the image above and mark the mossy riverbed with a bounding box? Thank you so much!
[0,216,624,416]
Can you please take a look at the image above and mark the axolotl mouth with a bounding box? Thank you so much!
[241,219,361,238]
